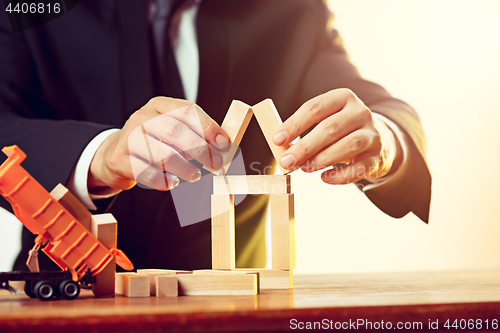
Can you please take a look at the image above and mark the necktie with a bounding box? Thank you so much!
[150,0,186,99]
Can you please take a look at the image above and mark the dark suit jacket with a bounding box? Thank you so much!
[0,0,431,271]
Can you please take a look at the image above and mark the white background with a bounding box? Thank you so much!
[292,0,500,274]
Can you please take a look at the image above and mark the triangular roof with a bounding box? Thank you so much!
[205,99,297,175]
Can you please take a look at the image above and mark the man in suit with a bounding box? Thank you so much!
[0,0,431,271]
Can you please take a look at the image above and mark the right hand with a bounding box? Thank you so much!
[88,97,229,191]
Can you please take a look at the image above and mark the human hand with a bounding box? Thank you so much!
[273,89,401,184]
[88,97,229,191]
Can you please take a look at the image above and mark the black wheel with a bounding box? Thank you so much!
[58,280,80,300]
[33,280,54,301]
[23,281,36,298]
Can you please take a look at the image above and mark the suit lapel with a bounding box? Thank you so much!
[118,0,155,120]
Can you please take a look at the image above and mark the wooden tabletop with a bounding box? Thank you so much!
[1,268,500,332]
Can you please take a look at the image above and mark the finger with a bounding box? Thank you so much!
[128,127,202,182]
[320,151,381,185]
[300,128,375,173]
[274,88,358,146]
[157,141,194,161]
[129,156,180,190]
[145,98,230,149]
[168,104,230,150]
[142,112,223,170]
[279,107,368,170]
[170,145,194,161]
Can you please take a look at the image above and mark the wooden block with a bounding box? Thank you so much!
[222,101,253,148]
[270,194,295,269]
[50,183,92,231]
[213,175,290,195]
[91,213,117,298]
[115,273,150,297]
[138,271,178,297]
[192,269,231,274]
[137,269,192,275]
[235,269,292,289]
[251,99,298,174]
[177,272,258,296]
[193,269,260,294]
[211,194,235,270]
[204,100,253,175]
[154,275,178,297]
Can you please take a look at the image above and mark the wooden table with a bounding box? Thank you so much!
[1,269,500,332]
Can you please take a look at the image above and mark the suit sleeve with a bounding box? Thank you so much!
[298,2,431,222]
[0,14,111,195]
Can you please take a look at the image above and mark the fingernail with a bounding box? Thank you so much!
[215,134,230,150]
[169,175,180,188]
[191,169,201,182]
[273,131,287,146]
[280,154,295,170]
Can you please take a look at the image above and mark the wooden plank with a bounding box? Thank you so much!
[137,269,192,275]
[213,175,290,195]
[251,99,299,174]
[211,194,235,270]
[115,273,150,297]
[90,213,117,298]
[270,194,295,269]
[137,271,178,297]
[235,269,292,290]
[204,100,253,175]
[177,273,258,296]
[192,270,260,294]
[50,183,92,231]
[192,269,231,274]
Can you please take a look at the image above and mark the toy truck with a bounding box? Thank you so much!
[1,270,85,300]
[0,145,133,300]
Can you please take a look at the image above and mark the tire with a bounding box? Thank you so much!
[33,280,54,301]
[59,280,80,300]
[24,281,36,298]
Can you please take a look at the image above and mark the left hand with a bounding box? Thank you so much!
[273,88,401,184]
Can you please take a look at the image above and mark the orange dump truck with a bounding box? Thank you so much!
[0,145,133,299]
